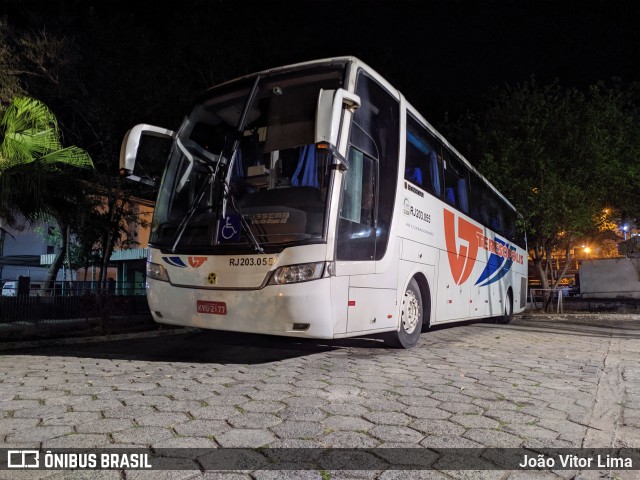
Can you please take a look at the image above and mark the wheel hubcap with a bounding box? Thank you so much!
[402,289,420,334]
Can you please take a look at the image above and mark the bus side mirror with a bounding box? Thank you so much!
[315,88,361,148]
[119,124,175,185]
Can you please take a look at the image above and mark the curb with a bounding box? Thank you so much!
[0,327,198,352]
[520,312,640,321]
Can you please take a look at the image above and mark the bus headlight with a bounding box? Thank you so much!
[146,262,170,282]
[269,262,325,285]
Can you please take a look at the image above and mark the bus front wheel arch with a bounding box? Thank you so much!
[383,277,426,349]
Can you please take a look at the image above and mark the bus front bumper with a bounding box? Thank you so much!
[146,277,335,339]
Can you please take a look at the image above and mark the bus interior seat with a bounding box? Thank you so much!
[445,187,456,206]
[406,167,423,186]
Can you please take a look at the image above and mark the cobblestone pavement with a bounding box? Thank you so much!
[1,313,639,479]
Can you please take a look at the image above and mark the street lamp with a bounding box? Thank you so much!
[623,224,629,241]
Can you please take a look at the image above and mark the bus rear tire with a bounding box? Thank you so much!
[496,290,513,324]
[384,278,422,349]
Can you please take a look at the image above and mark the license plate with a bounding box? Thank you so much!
[196,300,227,315]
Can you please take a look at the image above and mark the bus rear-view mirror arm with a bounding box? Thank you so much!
[315,88,361,162]
[119,124,175,184]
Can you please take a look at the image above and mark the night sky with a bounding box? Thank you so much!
[4,1,640,127]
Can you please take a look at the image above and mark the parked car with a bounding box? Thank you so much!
[1,281,16,297]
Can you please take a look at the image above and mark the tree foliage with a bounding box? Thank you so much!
[0,96,93,225]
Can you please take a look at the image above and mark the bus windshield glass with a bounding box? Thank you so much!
[151,65,345,252]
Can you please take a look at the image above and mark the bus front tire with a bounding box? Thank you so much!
[384,278,422,349]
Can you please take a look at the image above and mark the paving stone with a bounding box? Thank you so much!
[397,396,441,407]
[404,406,451,419]
[10,404,68,419]
[362,411,413,426]
[322,415,374,432]
[42,433,112,448]
[368,425,424,443]
[0,417,39,434]
[214,428,277,448]
[173,419,230,438]
[278,407,328,422]
[238,400,286,413]
[450,413,501,429]
[5,425,74,442]
[439,402,484,415]
[420,434,485,448]
[409,419,466,436]
[189,405,241,420]
[462,427,524,447]
[271,421,325,439]
[201,395,250,406]
[41,411,102,426]
[321,431,379,448]
[111,426,175,445]
[228,412,282,429]
[133,411,191,427]
[152,436,218,448]
[321,403,370,417]
[76,418,136,433]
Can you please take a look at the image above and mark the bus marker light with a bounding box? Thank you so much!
[348,300,356,306]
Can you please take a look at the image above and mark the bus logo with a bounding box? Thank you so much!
[188,256,207,268]
[162,256,207,269]
[443,209,481,285]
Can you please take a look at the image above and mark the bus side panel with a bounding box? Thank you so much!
[346,287,397,333]
[330,275,349,335]
[436,251,471,322]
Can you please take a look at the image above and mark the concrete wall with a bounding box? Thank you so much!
[580,257,640,299]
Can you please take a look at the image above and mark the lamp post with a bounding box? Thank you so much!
[623,224,629,241]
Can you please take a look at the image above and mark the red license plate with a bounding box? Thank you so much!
[196,300,227,315]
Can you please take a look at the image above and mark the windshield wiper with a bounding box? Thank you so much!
[224,186,264,254]
[220,74,261,219]
[170,75,262,253]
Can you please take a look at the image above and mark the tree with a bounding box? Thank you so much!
[442,80,640,291]
[0,96,94,287]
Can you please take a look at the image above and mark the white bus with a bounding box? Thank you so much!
[120,57,527,348]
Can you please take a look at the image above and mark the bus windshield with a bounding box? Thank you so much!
[150,65,345,252]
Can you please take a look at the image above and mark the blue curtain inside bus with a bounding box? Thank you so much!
[292,145,319,188]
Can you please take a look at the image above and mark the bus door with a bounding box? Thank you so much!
[334,71,400,334]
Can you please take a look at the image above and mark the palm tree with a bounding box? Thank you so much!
[0,96,94,288]
[0,96,93,224]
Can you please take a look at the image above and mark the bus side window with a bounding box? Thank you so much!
[442,151,469,215]
[405,115,441,197]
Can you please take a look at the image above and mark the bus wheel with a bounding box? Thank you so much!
[497,290,513,324]
[384,278,422,349]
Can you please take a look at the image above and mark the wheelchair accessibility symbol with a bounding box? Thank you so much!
[217,215,241,242]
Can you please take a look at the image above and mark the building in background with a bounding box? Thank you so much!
[1,196,154,295]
